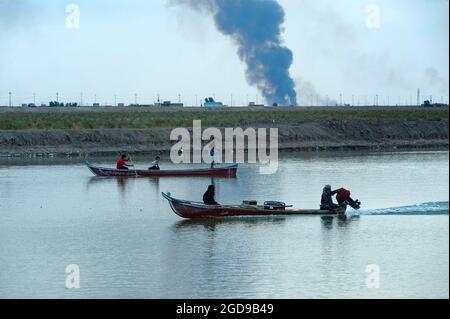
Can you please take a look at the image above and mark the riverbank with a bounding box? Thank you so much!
[0,106,448,130]
[0,119,448,157]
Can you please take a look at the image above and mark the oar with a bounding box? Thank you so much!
[127,154,139,177]
[129,163,138,177]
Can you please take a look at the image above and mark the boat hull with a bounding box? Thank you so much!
[86,162,238,178]
[162,193,347,219]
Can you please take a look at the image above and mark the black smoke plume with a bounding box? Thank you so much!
[171,0,298,106]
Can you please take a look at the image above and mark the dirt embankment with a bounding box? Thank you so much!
[0,120,448,156]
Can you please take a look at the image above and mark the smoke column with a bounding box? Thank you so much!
[172,0,298,106]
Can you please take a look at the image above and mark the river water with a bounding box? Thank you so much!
[0,151,448,299]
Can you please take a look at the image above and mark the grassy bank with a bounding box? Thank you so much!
[0,107,448,130]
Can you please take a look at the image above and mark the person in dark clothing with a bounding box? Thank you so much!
[203,185,219,206]
[149,155,161,171]
[320,185,340,210]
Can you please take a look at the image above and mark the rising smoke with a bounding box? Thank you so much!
[171,0,298,106]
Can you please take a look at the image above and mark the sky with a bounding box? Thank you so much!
[0,0,448,106]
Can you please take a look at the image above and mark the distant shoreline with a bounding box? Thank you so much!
[0,107,448,157]
[0,125,448,157]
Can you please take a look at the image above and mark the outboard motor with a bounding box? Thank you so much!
[336,188,361,210]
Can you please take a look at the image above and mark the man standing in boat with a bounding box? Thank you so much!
[209,137,221,169]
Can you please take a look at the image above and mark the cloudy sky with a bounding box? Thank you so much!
[0,0,448,106]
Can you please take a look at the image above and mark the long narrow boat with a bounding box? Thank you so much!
[162,192,347,219]
[85,161,238,178]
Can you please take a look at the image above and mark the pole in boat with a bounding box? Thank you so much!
[130,155,138,177]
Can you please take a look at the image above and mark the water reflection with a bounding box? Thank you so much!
[320,215,360,230]
[86,176,160,192]
[1,151,447,298]
[173,217,288,231]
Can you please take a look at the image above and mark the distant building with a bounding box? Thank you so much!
[155,101,184,107]
[204,97,224,108]
[248,102,265,107]
[422,100,449,108]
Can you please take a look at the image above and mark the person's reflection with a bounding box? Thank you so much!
[175,219,218,234]
[149,177,160,193]
[320,215,359,230]
[321,216,335,230]
[116,177,126,193]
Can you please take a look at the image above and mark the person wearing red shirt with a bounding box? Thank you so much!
[116,154,131,170]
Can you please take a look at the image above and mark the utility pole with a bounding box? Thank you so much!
[134,93,138,105]
[56,92,59,103]
[9,92,12,107]
[80,92,83,106]
[417,88,421,106]
[340,93,343,106]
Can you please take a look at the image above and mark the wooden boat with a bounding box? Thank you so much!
[162,192,347,219]
[85,161,238,178]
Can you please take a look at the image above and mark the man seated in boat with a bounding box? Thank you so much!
[116,154,133,170]
[320,185,340,211]
[321,185,361,211]
[203,185,220,205]
[149,155,161,171]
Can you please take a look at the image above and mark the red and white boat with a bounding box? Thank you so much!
[85,161,238,178]
[162,192,347,219]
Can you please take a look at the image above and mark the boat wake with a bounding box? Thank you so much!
[349,202,449,216]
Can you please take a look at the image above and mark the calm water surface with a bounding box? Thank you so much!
[0,151,448,298]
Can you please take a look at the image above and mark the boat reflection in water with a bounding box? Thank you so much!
[320,215,360,230]
[87,176,160,191]
[173,216,288,231]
